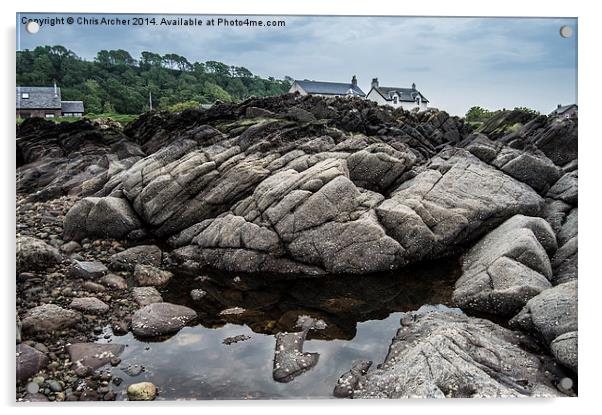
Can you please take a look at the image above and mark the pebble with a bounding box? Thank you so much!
[26,382,40,394]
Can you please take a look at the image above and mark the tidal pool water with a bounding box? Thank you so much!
[99,258,461,400]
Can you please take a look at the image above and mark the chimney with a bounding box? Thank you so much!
[53,81,58,98]
[558,104,562,108]
[371,78,379,88]
[411,82,416,90]
[351,75,357,87]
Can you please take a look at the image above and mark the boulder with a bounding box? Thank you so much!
[63,196,142,241]
[552,237,578,285]
[16,343,49,383]
[131,302,196,337]
[131,286,163,306]
[16,236,62,273]
[133,264,173,287]
[69,297,110,314]
[510,280,577,344]
[21,304,81,334]
[453,215,555,316]
[108,245,162,271]
[344,305,565,398]
[547,171,578,205]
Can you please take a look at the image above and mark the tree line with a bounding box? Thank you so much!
[465,105,540,123]
[16,45,292,114]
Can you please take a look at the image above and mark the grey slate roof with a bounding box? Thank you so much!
[16,86,62,109]
[294,80,366,97]
[61,101,85,113]
[372,86,429,103]
[550,104,577,115]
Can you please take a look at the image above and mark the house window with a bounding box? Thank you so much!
[393,96,399,105]
[21,92,29,99]
[45,113,55,118]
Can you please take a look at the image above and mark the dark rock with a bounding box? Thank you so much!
[68,260,108,279]
[16,236,62,273]
[333,360,372,398]
[133,264,172,287]
[63,196,143,241]
[131,302,197,337]
[131,286,163,306]
[108,245,162,271]
[99,273,128,290]
[60,241,81,254]
[273,315,325,383]
[21,304,81,334]
[69,297,110,314]
[16,344,49,383]
[67,342,125,370]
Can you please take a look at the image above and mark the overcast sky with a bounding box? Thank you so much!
[17,13,577,116]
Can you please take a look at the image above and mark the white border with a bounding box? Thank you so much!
[2,1,599,414]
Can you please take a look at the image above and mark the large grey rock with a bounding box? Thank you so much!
[552,237,578,285]
[109,245,162,271]
[131,286,163,306]
[63,196,142,241]
[133,264,173,287]
[453,215,555,316]
[16,236,62,273]
[131,302,196,337]
[344,306,564,398]
[16,343,48,383]
[510,280,577,344]
[550,331,577,373]
[67,342,125,370]
[375,149,544,263]
[21,304,81,334]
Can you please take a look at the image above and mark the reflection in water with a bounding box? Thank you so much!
[100,258,460,400]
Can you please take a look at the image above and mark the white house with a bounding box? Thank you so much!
[365,78,429,111]
[289,75,366,98]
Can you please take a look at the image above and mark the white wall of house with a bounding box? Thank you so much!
[289,82,308,95]
[366,88,429,111]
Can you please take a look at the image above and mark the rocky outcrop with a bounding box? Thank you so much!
[339,305,566,398]
[17,118,143,201]
[453,215,555,316]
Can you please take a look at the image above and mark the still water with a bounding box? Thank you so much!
[99,258,460,400]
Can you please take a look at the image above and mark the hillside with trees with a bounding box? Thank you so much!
[16,45,291,114]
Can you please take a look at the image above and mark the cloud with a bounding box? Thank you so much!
[17,14,577,115]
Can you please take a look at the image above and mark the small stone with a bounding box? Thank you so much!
[82,281,106,293]
[131,286,163,306]
[26,382,40,394]
[127,382,157,401]
[47,379,63,392]
[133,264,172,287]
[69,297,110,314]
[68,260,108,279]
[99,274,128,290]
[60,241,81,254]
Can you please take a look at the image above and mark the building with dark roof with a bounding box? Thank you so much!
[289,75,366,98]
[16,84,84,118]
[549,103,577,119]
[366,78,429,111]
